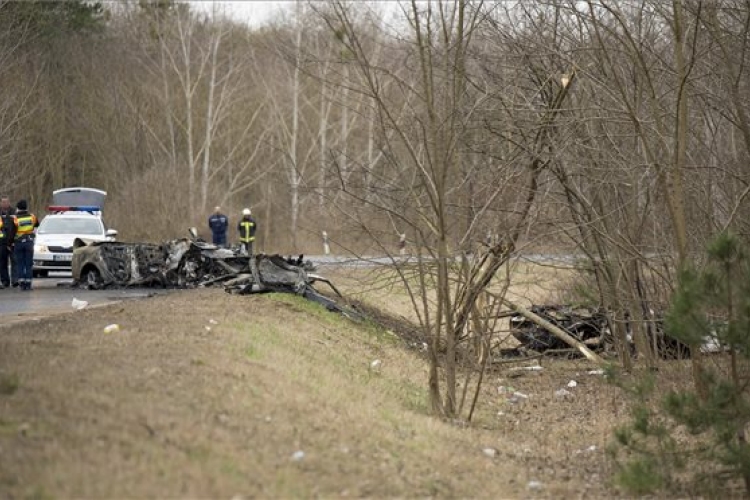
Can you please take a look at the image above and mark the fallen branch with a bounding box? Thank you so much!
[501,298,607,365]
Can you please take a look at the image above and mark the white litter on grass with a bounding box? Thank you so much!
[209,319,219,325]
[71,298,88,310]
[554,388,573,398]
[291,450,305,461]
[482,447,498,458]
[103,324,120,334]
[498,386,530,403]
[509,365,543,372]
[567,380,578,388]
[527,480,543,490]
[587,369,605,375]
[370,359,382,370]
[574,445,598,455]
[508,391,529,404]
[204,326,212,332]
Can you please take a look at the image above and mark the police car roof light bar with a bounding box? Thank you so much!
[47,205,101,213]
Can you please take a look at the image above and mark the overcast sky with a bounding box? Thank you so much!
[190,1,405,28]
[189,1,289,26]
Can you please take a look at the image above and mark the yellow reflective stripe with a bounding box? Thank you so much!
[15,215,36,237]
[239,221,255,242]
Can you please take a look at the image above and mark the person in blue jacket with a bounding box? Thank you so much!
[208,206,229,247]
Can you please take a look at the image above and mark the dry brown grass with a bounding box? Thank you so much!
[0,290,529,497]
[0,274,626,498]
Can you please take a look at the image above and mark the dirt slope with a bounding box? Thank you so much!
[0,289,619,498]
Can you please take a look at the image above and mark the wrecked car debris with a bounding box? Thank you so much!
[508,305,612,354]
[223,254,360,319]
[73,230,282,290]
[71,230,360,318]
[507,304,704,359]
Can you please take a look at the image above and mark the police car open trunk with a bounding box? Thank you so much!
[52,187,106,211]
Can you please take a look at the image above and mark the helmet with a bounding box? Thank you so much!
[242,208,251,216]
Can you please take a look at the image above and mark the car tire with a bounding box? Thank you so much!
[84,267,102,290]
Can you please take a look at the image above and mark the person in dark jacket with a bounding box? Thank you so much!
[237,208,257,256]
[13,199,38,291]
[208,206,229,247]
[0,196,17,288]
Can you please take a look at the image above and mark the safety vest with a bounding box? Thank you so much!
[239,220,255,243]
[15,214,37,239]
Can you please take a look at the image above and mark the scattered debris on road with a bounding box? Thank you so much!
[71,298,88,310]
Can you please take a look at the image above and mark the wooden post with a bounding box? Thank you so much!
[322,231,330,255]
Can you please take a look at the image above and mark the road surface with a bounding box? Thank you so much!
[0,272,166,323]
[0,253,581,320]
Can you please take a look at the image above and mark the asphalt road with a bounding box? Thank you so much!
[0,272,166,321]
[0,253,581,320]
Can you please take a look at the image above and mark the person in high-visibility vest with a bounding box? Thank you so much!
[237,208,257,256]
[13,199,38,291]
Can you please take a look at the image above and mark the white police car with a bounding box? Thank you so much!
[33,188,117,277]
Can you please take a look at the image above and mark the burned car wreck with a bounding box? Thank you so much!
[508,305,693,359]
[509,305,612,354]
[71,237,244,288]
[71,232,353,315]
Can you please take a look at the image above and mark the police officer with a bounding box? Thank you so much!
[208,206,229,247]
[237,208,257,256]
[13,199,38,291]
[0,196,17,288]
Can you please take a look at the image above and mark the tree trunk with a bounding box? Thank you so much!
[200,33,221,214]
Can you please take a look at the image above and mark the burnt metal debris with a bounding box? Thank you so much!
[71,231,359,318]
[508,305,612,356]
[507,305,693,359]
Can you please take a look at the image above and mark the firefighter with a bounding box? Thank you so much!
[208,206,228,247]
[0,196,17,288]
[13,199,38,291]
[238,208,257,256]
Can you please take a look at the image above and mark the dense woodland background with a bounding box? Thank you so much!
[4,1,750,481]
[0,0,747,257]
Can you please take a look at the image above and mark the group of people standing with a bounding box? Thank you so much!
[0,196,39,291]
[208,206,257,255]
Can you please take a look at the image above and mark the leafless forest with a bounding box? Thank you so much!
[2,0,750,408]
[1,0,746,252]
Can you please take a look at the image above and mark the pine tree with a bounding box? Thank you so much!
[611,233,750,495]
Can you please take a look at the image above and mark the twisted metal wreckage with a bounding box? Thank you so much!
[71,229,352,315]
[70,231,714,357]
[506,304,723,359]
